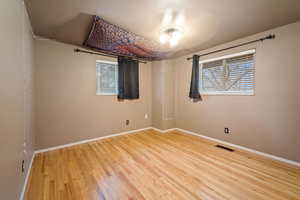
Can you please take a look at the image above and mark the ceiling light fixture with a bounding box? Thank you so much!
[159,27,183,47]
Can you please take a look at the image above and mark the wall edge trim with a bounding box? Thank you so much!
[151,127,177,133]
[34,127,152,153]
[34,126,299,167]
[19,153,35,200]
[174,128,300,167]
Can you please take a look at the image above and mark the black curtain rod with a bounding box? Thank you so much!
[74,48,148,64]
[186,34,275,60]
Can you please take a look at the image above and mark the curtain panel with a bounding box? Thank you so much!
[117,57,139,100]
[189,55,202,101]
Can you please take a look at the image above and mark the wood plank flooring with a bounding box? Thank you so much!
[25,130,300,200]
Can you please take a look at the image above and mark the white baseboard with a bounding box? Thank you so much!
[33,126,299,167]
[175,128,300,167]
[19,153,35,200]
[151,127,177,133]
[35,127,152,154]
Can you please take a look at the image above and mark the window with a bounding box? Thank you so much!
[199,50,255,95]
[96,60,118,95]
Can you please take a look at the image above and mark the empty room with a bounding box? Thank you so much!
[1,0,300,199]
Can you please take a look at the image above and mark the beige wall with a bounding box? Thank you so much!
[35,40,152,149]
[0,3,298,199]
[152,61,164,129]
[152,60,175,130]
[0,0,35,199]
[19,18,300,171]
[173,22,300,162]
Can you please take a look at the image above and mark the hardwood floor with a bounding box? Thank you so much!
[25,129,300,200]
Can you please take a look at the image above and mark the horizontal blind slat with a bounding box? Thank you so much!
[200,53,255,94]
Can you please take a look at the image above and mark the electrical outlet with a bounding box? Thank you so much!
[224,127,230,134]
[22,160,25,173]
[126,120,130,125]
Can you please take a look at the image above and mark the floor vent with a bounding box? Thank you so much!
[215,145,234,152]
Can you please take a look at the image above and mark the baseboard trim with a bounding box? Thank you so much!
[33,126,299,167]
[175,128,300,167]
[19,153,35,200]
[151,127,177,133]
[35,127,152,154]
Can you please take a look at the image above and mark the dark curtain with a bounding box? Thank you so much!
[189,55,202,101]
[118,57,139,100]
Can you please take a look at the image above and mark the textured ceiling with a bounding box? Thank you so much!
[25,0,300,59]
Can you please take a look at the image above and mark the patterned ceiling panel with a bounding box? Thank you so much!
[84,16,168,60]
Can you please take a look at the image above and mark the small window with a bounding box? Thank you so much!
[199,50,255,95]
[96,60,118,95]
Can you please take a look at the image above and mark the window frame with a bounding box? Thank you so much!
[199,49,256,96]
[96,60,118,96]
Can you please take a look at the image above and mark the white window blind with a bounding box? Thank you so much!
[199,51,255,95]
[96,60,118,95]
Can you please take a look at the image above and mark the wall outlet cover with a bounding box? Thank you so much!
[224,127,230,134]
[22,160,25,173]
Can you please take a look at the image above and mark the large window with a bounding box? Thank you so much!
[199,50,255,95]
[96,60,118,95]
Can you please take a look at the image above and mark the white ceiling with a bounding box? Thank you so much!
[25,0,300,58]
